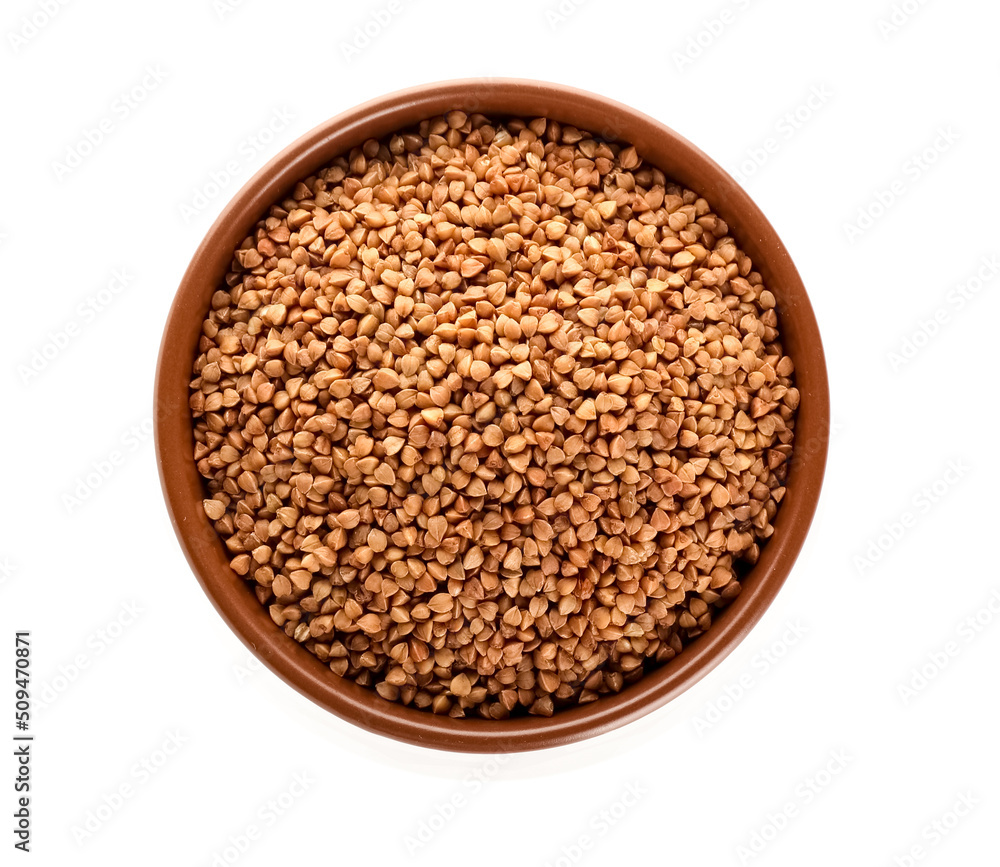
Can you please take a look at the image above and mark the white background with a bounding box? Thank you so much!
[3,0,998,864]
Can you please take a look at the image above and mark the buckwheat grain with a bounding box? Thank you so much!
[190,113,797,719]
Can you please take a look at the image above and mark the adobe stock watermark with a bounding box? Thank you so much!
[781,418,844,480]
[62,418,154,514]
[233,652,264,685]
[7,0,72,53]
[179,108,295,223]
[877,0,934,41]
[543,781,648,867]
[71,730,188,845]
[340,0,405,62]
[887,254,999,371]
[853,459,968,576]
[16,268,133,385]
[546,0,588,29]
[213,0,250,20]
[891,792,979,866]
[672,0,754,72]
[731,86,833,185]
[403,753,511,855]
[737,748,852,864]
[34,602,143,713]
[0,554,15,588]
[693,619,809,736]
[897,589,1000,705]
[203,773,314,866]
[843,127,959,243]
[51,66,167,182]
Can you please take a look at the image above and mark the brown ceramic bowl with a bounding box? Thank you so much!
[155,79,829,753]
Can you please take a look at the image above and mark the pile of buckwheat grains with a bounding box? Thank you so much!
[190,112,798,719]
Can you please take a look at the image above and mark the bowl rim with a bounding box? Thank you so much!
[155,78,830,753]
